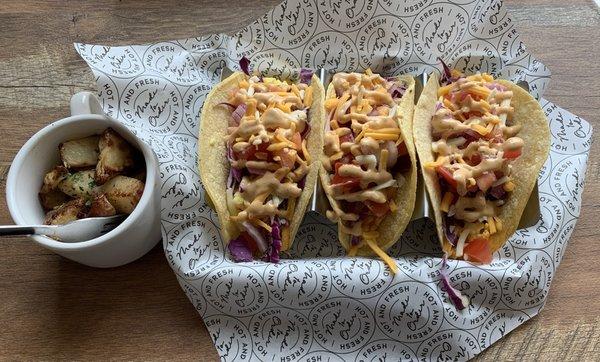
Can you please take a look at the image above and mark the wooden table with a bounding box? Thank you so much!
[0,0,598,360]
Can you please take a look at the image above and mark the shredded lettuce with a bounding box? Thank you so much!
[228,236,253,262]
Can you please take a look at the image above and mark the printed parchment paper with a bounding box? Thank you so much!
[76,0,592,360]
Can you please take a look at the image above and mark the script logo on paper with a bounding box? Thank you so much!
[183,83,212,134]
[442,268,501,328]
[469,0,511,39]
[179,280,207,316]
[318,0,377,32]
[251,49,300,79]
[510,192,564,249]
[450,39,501,76]
[310,298,374,353]
[161,163,202,217]
[357,15,413,73]
[299,351,345,362]
[396,254,445,283]
[554,218,576,265]
[197,49,228,82]
[301,31,358,71]
[179,34,225,53]
[143,42,202,85]
[545,102,593,155]
[417,330,480,361]
[412,4,468,63]
[95,73,119,117]
[357,340,417,361]
[205,315,252,361]
[287,223,344,258]
[232,23,266,60]
[380,0,433,17]
[264,261,331,309]
[165,216,223,278]
[501,251,554,310]
[204,266,269,316]
[329,258,393,298]
[120,76,183,135]
[551,156,586,217]
[250,308,312,361]
[376,281,442,342]
[264,0,317,49]
[165,134,197,168]
[478,310,529,348]
[76,44,144,78]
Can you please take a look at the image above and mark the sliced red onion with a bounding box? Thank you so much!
[248,167,267,176]
[485,83,507,91]
[385,140,398,169]
[298,176,306,189]
[388,83,406,99]
[267,217,282,263]
[239,56,251,75]
[299,68,314,84]
[440,255,469,310]
[351,235,360,246]
[231,103,247,126]
[228,236,253,262]
[242,221,268,253]
[435,102,443,111]
[300,121,311,139]
[443,216,458,246]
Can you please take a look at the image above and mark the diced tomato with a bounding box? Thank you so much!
[291,132,302,149]
[397,141,408,156]
[503,149,522,159]
[332,162,361,193]
[436,166,457,191]
[240,232,258,254]
[365,201,389,217]
[467,153,482,166]
[464,237,493,264]
[476,172,497,192]
[237,143,269,161]
[274,149,295,169]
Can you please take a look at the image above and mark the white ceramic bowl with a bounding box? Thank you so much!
[6,92,161,268]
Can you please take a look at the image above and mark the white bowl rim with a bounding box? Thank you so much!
[6,114,159,251]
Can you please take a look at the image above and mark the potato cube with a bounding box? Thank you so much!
[102,176,144,214]
[59,135,100,169]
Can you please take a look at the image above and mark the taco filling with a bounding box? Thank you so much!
[322,70,413,272]
[224,74,314,262]
[425,69,523,263]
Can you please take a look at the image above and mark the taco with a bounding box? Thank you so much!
[320,70,417,273]
[413,67,550,263]
[199,67,324,262]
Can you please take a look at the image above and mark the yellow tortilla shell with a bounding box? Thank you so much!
[413,73,550,256]
[198,72,325,250]
[320,75,418,255]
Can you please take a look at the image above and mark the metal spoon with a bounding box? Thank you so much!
[0,215,127,243]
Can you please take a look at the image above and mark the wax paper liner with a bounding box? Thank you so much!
[75,0,592,360]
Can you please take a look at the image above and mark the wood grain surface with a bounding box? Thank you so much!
[0,0,598,360]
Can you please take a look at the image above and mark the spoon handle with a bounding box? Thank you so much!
[0,225,52,236]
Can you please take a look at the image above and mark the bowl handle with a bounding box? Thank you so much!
[70,91,104,116]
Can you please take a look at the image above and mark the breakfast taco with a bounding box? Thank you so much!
[199,64,324,262]
[320,70,417,273]
[413,65,550,263]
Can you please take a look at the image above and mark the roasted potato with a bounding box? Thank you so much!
[95,128,136,184]
[40,166,68,194]
[58,170,97,198]
[102,176,144,214]
[44,197,88,225]
[39,189,70,211]
[88,193,116,217]
[59,135,100,169]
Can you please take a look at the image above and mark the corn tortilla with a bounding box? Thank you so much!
[198,72,325,250]
[320,75,418,255]
[413,73,550,256]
